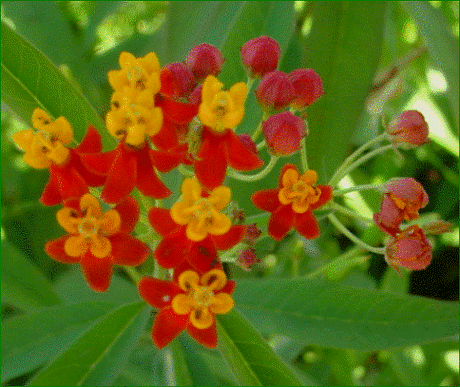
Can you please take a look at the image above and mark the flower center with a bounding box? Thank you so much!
[189,198,215,228]
[127,66,147,90]
[78,217,100,242]
[191,286,214,308]
[279,170,322,213]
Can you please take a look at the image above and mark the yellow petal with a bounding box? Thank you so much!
[202,76,223,106]
[135,89,155,108]
[210,293,234,314]
[282,168,299,187]
[106,110,125,139]
[119,52,136,69]
[222,108,244,129]
[178,270,200,292]
[125,124,146,146]
[291,199,310,214]
[98,209,121,235]
[278,187,292,205]
[32,108,52,130]
[170,201,191,225]
[64,235,89,257]
[186,222,208,242]
[90,236,112,258]
[171,293,195,315]
[12,130,34,152]
[181,178,202,202]
[57,207,81,233]
[207,211,231,236]
[190,308,214,329]
[198,103,217,128]
[208,186,231,211]
[200,269,227,291]
[146,73,161,95]
[142,52,161,74]
[47,142,70,165]
[80,194,102,218]
[108,70,126,91]
[23,151,51,169]
[145,107,163,136]
[301,170,317,185]
[49,117,73,145]
[229,82,247,108]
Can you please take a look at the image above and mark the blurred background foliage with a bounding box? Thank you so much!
[1,1,458,386]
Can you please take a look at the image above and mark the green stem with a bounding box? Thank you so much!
[251,119,264,142]
[328,213,385,255]
[124,266,142,284]
[227,155,279,182]
[178,165,194,177]
[256,140,266,151]
[246,77,255,91]
[333,183,383,196]
[328,201,375,224]
[328,133,387,186]
[300,137,309,171]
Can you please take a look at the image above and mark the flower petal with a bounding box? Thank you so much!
[188,237,219,272]
[75,126,102,154]
[150,118,179,151]
[186,321,218,349]
[56,207,80,234]
[149,148,183,172]
[138,277,182,308]
[90,236,112,258]
[114,196,140,234]
[268,204,294,241]
[210,293,234,314]
[49,163,88,201]
[190,308,214,329]
[310,185,333,210]
[212,225,246,251]
[171,294,195,315]
[110,234,149,266]
[154,228,189,269]
[79,149,117,175]
[65,235,89,257]
[45,236,81,263]
[80,251,113,292]
[208,186,231,211]
[293,210,320,239]
[225,130,263,171]
[40,173,63,206]
[158,96,199,125]
[80,194,102,218]
[99,209,121,235]
[148,207,178,236]
[69,150,106,187]
[152,307,188,349]
[251,189,280,213]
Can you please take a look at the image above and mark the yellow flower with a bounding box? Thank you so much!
[12,108,73,168]
[171,269,234,329]
[170,178,232,241]
[198,75,247,132]
[56,194,121,258]
[278,168,321,213]
[108,52,161,95]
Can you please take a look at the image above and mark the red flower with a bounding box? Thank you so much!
[80,140,172,204]
[138,268,235,349]
[45,194,149,292]
[251,164,333,240]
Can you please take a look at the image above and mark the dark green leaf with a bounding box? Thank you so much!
[217,309,303,386]
[234,277,459,350]
[28,301,148,386]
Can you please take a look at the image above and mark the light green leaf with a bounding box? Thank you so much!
[1,301,116,383]
[28,301,148,386]
[1,22,112,147]
[1,236,62,312]
[217,309,303,386]
[234,277,459,350]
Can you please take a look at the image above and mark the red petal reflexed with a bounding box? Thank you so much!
[79,149,117,175]
[75,125,102,154]
[136,144,171,199]
[278,163,297,188]
[172,261,198,283]
[188,237,218,272]
[251,189,280,213]
[101,144,137,204]
[225,130,263,171]
[49,163,89,202]
[80,251,113,292]
[268,204,295,241]
[62,197,81,212]
[293,210,320,239]
[150,148,183,173]
[138,277,183,309]
[311,185,333,210]
[160,97,199,125]
[152,307,188,349]
[154,228,189,269]
[159,68,175,98]
[45,236,81,264]
[150,118,178,151]
[110,234,149,266]
[148,207,178,236]
[212,225,246,251]
[187,321,218,349]
[115,196,140,234]
[194,129,227,190]
[40,173,63,206]
[221,280,236,295]
[69,150,106,187]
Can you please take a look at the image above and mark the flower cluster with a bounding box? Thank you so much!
[11,34,449,351]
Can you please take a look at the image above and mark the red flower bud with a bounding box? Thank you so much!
[237,133,257,155]
[262,111,306,156]
[236,248,260,271]
[386,110,429,147]
[240,36,280,78]
[164,62,196,99]
[243,223,262,244]
[189,84,203,105]
[185,43,225,82]
[288,68,324,108]
[255,71,295,112]
[385,225,432,270]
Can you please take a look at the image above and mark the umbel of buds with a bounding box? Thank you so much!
[240,36,280,78]
[185,43,225,82]
[386,110,429,147]
[263,111,306,156]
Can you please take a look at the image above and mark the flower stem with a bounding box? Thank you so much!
[124,266,142,284]
[300,137,309,171]
[256,140,266,151]
[328,213,385,255]
[228,155,279,182]
[251,119,264,142]
[327,201,375,224]
[333,183,382,196]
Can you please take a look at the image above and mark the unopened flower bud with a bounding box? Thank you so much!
[255,71,295,112]
[262,111,306,156]
[240,36,280,78]
[385,225,432,270]
[243,223,262,244]
[236,248,260,271]
[185,43,225,82]
[237,134,257,155]
[164,62,196,99]
[189,84,203,105]
[288,68,324,108]
[386,110,429,147]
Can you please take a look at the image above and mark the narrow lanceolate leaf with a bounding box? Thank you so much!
[304,2,387,180]
[234,278,459,351]
[0,22,112,147]
[1,238,62,312]
[217,309,303,386]
[28,301,149,386]
[1,301,116,383]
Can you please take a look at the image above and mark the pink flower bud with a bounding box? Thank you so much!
[243,223,262,244]
[373,178,429,236]
[386,110,429,146]
[164,62,196,99]
[185,43,225,82]
[255,71,295,112]
[237,134,257,155]
[385,225,432,270]
[236,248,260,271]
[288,68,324,108]
[189,84,203,105]
[240,36,280,78]
[262,111,306,156]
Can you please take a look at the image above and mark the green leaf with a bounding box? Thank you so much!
[1,301,116,383]
[0,22,112,147]
[234,277,459,350]
[217,309,303,386]
[28,301,148,386]
[1,236,62,312]
[304,2,387,180]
